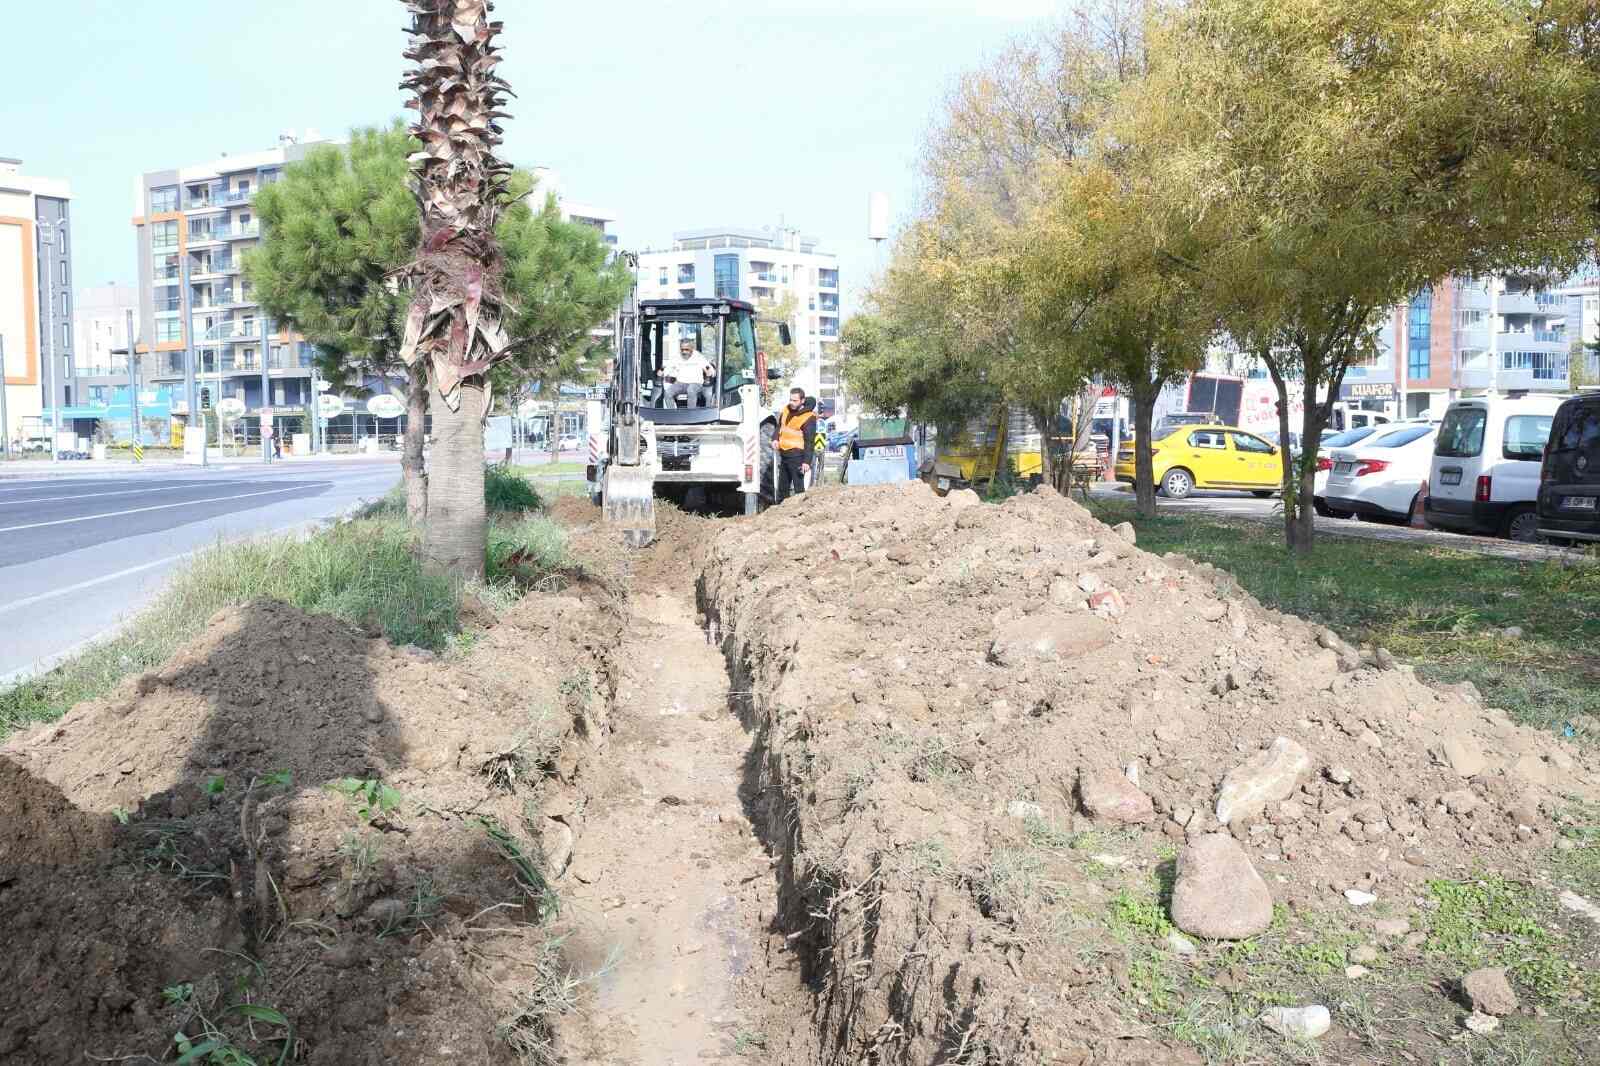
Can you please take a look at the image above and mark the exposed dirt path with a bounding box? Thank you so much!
[556,526,793,1064]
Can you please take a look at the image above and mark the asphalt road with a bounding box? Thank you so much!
[0,458,401,685]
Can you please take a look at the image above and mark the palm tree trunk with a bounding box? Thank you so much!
[422,378,487,579]
[403,362,428,521]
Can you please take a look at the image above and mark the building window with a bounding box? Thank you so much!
[189,219,212,240]
[150,186,178,213]
[151,220,179,252]
[155,319,183,343]
[714,254,740,299]
[658,266,668,287]
[677,264,695,284]
[1407,290,1432,380]
[818,268,839,289]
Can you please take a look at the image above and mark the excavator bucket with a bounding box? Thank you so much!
[603,465,657,548]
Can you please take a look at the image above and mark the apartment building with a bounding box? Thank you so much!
[130,132,334,442]
[0,158,72,446]
[635,226,843,412]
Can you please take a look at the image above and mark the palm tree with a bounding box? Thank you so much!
[396,0,516,579]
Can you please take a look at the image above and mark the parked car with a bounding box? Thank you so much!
[1425,395,1564,542]
[557,434,583,452]
[1320,422,1439,521]
[1113,423,1282,499]
[1311,426,1389,514]
[1537,391,1600,545]
[1259,429,1302,462]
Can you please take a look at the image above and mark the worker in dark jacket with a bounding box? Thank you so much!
[775,387,817,501]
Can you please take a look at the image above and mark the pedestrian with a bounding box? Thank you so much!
[775,387,817,502]
[272,432,282,460]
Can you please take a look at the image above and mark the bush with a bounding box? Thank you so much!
[485,465,544,514]
[487,515,571,589]
[0,517,457,739]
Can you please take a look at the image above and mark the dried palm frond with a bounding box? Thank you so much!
[395,0,517,409]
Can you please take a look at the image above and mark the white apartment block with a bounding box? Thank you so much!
[0,157,72,441]
[636,226,843,411]
[72,284,138,379]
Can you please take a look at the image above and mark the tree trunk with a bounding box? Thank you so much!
[1292,374,1321,554]
[1133,388,1157,519]
[1034,408,1058,494]
[422,377,487,580]
[403,362,429,522]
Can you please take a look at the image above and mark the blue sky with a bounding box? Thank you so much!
[5,0,1052,314]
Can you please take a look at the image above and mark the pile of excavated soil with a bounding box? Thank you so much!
[701,482,1600,1065]
[0,585,624,1065]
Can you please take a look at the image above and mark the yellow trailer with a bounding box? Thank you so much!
[928,406,1042,493]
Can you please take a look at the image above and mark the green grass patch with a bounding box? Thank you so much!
[511,462,585,478]
[1425,874,1599,1010]
[487,514,572,589]
[0,516,457,739]
[1091,501,1600,740]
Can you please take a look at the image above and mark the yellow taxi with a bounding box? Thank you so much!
[1113,424,1283,499]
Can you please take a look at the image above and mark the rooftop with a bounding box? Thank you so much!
[667,225,826,255]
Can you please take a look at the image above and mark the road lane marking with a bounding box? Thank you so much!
[0,485,325,534]
[0,553,190,615]
[0,482,260,506]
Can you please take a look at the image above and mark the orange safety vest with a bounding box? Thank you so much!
[777,407,811,452]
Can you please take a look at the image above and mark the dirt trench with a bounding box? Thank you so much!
[549,503,812,1064]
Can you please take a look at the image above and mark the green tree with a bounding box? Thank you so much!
[248,123,424,514]
[1132,0,1591,551]
[250,126,627,529]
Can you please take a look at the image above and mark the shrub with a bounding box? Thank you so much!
[485,465,544,514]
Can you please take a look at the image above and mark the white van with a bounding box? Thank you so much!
[1425,394,1566,541]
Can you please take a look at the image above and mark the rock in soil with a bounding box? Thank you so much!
[1078,768,1155,824]
[1170,834,1274,940]
[1462,967,1518,1016]
[1259,1005,1331,1039]
[1215,736,1313,825]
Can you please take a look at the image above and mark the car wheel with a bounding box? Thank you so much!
[1313,497,1330,517]
[1160,468,1194,500]
[1251,490,1274,499]
[1503,506,1542,543]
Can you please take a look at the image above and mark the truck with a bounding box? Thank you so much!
[588,297,788,546]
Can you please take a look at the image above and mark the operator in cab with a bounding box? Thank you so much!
[663,336,715,408]
[776,387,818,501]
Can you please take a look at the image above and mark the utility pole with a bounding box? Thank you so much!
[0,334,10,460]
[128,325,141,455]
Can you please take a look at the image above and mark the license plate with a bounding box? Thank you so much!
[937,477,951,491]
[1439,469,1462,486]
[1335,462,1354,474]
[1564,496,1597,511]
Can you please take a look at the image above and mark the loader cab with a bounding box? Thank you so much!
[636,299,759,423]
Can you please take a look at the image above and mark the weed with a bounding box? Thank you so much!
[173,1002,294,1066]
[254,770,293,792]
[733,1031,769,1055]
[1108,888,1174,940]
[377,879,443,939]
[327,777,403,821]
[478,816,559,922]
[485,465,545,514]
[895,839,952,880]
[907,734,968,782]
[1551,798,1599,894]
[140,821,228,884]
[974,848,1046,914]
[111,805,131,825]
[482,709,558,793]
[204,774,227,797]
[1021,813,1076,850]
[558,671,594,707]
[497,937,582,1066]
[487,514,571,590]
[338,831,379,876]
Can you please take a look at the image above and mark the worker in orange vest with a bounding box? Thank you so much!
[776,387,817,501]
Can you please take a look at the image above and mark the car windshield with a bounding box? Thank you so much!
[1435,407,1487,458]
[1368,425,1433,449]
[1322,427,1375,449]
[639,311,757,410]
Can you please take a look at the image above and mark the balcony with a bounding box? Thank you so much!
[1497,328,1567,348]
[215,223,261,241]
[1495,291,1538,315]
[1456,351,1569,391]
[268,349,314,371]
[186,229,223,248]
[817,273,839,290]
[217,187,255,205]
